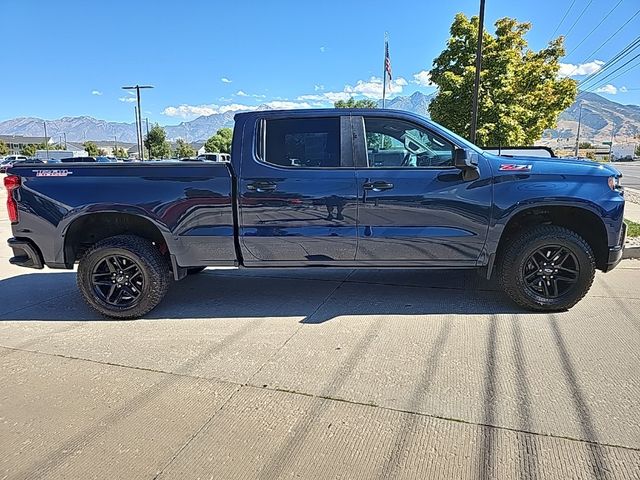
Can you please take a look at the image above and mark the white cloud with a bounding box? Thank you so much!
[319,46,326,53]
[297,91,351,103]
[344,76,408,98]
[314,84,324,91]
[119,97,136,103]
[236,90,249,97]
[162,103,254,119]
[221,77,232,83]
[558,60,604,77]
[619,86,628,93]
[595,84,618,95]
[91,90,103,96]
[264,100,312,110]
[413,70,433,87]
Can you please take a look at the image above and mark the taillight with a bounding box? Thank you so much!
[4,175,20,223]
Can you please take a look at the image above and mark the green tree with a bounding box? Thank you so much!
[144,124,172,159]
[83,141,100,156]
[175,139,196,158]
[334,97,378,108]
[204,128,233,154]
[0,140,8,156]
[20,144,37,156]
[579,142,593,149]
[635,144,640,158]
[428,14,577,146]
[113,146,127,158]
[49,143,66,150]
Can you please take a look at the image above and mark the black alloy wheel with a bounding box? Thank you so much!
[521,245,579,299]
[91,254,145,308]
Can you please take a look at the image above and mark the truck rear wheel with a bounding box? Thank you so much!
[498,225,596,311]
[77,235,171,319]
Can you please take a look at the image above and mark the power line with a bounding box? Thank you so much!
[563,0,594,40]
[585,56,640,91]
[577,53,640,99]
[548,0,576,42]
[578,35,640,87]
[565,0,623,57]
[577,7,640,62]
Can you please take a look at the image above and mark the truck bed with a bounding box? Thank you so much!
[8,162,237,270]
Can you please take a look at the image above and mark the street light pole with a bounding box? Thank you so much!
[122,84,153,161]
[134,106,141,160]
[470,0,486,144]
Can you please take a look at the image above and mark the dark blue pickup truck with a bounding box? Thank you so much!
[4,109,626,318]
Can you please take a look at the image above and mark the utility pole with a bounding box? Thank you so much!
[63,132,67,149]
[122,84,153,160]
[43,121,49,159]
[470,0,486,144]
[609,125,615,161]
[574,103,583,157]
[145,118,150,159]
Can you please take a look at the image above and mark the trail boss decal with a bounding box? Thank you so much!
[499,164,532,172]
[33,169,73,177]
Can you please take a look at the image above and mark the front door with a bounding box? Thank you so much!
[352,115,492,266]
[238,115,358,265]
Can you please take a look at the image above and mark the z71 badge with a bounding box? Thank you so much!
[499,164,532,172]
[33,169,73,177]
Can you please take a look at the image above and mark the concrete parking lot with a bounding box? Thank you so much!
[0,181,639,479]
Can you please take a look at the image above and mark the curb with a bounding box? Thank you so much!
[626,187,640,205]
[623,246,640,260]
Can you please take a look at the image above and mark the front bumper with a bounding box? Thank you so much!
[604,222,626,272]
[7,238,44,269]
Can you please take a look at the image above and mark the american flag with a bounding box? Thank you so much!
[384,41,392,81]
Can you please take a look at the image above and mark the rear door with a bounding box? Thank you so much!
[238,114,358,265]
[352,115,492,266]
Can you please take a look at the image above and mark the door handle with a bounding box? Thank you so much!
[247,182,276,193]
[363,181,394,192]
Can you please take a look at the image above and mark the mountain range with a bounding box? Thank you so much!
[0,91,637,145]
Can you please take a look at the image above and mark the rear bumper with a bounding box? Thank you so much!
[7,238,44,269]
[603,222,626,272]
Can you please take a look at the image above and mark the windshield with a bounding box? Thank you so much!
[422,117,484,154]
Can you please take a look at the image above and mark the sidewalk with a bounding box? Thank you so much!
[625,188,640,223]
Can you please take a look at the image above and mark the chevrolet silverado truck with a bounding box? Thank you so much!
[5,109,626,318]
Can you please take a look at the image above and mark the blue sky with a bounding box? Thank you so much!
[1,0,639,124]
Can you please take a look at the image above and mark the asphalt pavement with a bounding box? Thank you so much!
[0,179,639,479]
[614,161,640,189]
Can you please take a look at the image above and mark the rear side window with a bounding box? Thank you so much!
[262,117,342,168]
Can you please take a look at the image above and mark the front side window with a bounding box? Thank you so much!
[263,117,341,168]
[364,117,455,168]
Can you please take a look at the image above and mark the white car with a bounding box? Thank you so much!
[0,155,29,173]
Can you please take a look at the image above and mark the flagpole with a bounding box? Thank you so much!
[382,33,388,108]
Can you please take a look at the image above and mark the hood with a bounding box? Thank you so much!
[483,152,621,177]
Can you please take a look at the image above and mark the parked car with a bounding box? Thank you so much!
[1,156,42,173]
[1,155,29,173]
[197,153,230,162]
[4,108,626,318]
[96,156,117,163]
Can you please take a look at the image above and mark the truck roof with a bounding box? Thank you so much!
[234,108,427,122]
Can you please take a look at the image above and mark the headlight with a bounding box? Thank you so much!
[608,175,622,191]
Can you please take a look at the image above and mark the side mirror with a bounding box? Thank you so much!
[454,148,479,181]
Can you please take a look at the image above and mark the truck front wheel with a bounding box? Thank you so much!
[77,235,171,319]
[498,225,596,311]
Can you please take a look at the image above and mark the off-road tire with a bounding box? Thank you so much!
[77,235,171,319]
[498,225,596,311]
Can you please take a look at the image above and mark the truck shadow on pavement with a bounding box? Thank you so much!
[0,268,532,322]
